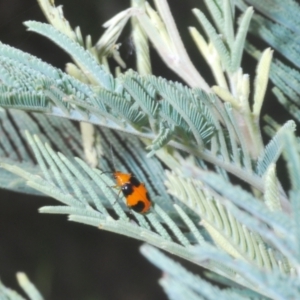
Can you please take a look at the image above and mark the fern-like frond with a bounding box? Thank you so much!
[196,171,296,267]
[15,272,44,300]
[193,8,231,71]
[25,21,115,90]
[121,71,159,119]
[96,89,145,124]
[1,28,264,173]
[223,0,235,46]
[0,43,272,209]
[141,244,262,300]
[246,43,300,124]
[230,7,254,72]
[240,1,300,129]
[0,132,194,249]
[0,108,84,194]
[282,132,300,192]
[0,281,26,300]
[203,0,224,34]
[146,122,174,157]
[165,169,290,272]
[0,41,62,79]
[2,130,280,293]
[246,15,300,68]
[281,131,300,262]
[271,59,300,101]
[131,0,151,75]
[95,8,134,58]
[0,38,226,154]
[147,75,216,146]
[194,244,299,300]
[0,43,147,137]
[243,0,300,43]
[0,272,43,300]
[2,1,300,298]
[264,164,282,213]
[256,120,296,176]
[193,4,253,74]
[0,91,49,112]
[37,0,119,66]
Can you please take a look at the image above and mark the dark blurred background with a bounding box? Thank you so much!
[0,0,288,299]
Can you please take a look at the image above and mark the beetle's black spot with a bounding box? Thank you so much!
[122,183,133,196]
[145,192,151,202]
[130,176,140,187]
[131,201,145,213]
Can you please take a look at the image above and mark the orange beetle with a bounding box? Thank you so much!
[113,171,152,214]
